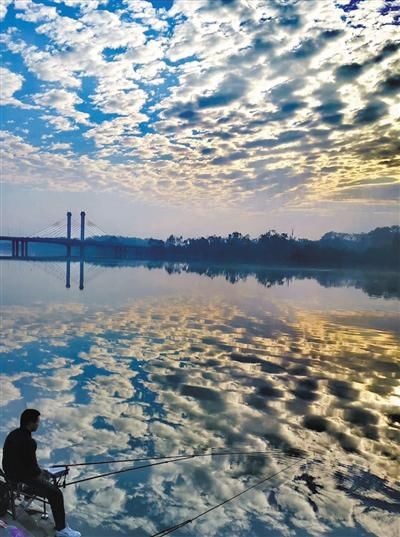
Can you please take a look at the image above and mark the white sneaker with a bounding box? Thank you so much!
[55,526,81,537]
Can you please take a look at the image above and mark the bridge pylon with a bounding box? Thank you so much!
[80,211,86,241]
[67,211,72,256]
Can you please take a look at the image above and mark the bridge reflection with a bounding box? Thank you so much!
[0,255,87,290]
[0,257,398,299]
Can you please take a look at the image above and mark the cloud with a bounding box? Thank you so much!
[378,74,400,95]
[40,115,77,131]
[0,374,22,406]
[336,62,365,81]
[51,0,107,11]
[0,66,33,108]
[90,86,148,118]
[0,0,398,217]
[33,88,91,125]
[0,0,12,21]
[244,130,306,149]
[49,142,72,150]
[330,182,400,203]
[354,100,388,125]
[197,74,248,109]
[15,0,58,23]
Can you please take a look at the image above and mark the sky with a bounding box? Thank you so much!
[0,0,399,239]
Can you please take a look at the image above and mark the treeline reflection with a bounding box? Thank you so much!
[93,260,400,300]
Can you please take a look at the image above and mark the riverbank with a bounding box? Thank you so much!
[1,509,54,537]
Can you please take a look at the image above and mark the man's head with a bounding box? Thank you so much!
[20,409,41,432]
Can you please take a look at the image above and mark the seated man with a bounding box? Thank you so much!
[2,409,81,537]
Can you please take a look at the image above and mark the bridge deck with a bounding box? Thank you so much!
[0,237,149,250]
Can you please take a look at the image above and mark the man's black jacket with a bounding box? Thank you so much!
[2,427,41,482]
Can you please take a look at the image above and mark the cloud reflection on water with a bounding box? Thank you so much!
[0,266,399,537]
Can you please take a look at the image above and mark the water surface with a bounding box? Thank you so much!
[1,260,399,537]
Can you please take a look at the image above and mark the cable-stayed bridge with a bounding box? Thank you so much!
[0,211,144,258]
[0,212,152,289]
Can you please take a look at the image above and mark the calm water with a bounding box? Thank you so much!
[1,260,399,537]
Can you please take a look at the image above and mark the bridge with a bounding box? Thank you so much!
[0,212,151,289]
[0,211,145,258]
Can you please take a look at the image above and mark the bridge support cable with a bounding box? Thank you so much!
[6,213,110,242]
[36,262,69,284]
[69,222,83,239]
[41,225,66,239]
[36,225,66,239]
[84,263,108,284]
[33,220,64,238]
[86,219,108,239]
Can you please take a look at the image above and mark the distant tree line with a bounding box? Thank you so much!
[18,225,399,269]
[141,226,399,269]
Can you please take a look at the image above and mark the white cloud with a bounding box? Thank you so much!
[84,116,144,146]
[40,114,77,131]
[0,0,12,21]
[15,0,58,23]
[91,87,148,117]
[49,142,72,150]
[52,0,106,11]
[0,375,22,406]
[0,0,398,214]
[125,39,166,65]
[34,88,91,125]
[0,66,33,108]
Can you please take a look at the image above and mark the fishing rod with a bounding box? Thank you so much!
[64,455,196,486]
[50,454,188,468]
[50,448,294,469]
[150,456,308,536]
[61,449,303,487]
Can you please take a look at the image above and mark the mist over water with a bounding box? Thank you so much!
[1,260,399,537]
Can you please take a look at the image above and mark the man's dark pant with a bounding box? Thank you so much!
[23,475,66,531]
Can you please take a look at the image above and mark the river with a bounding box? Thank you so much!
[1,260,399,537]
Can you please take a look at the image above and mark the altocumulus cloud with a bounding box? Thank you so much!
[0,0,399,213]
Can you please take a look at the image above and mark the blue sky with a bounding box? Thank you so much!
[1,0,399,239]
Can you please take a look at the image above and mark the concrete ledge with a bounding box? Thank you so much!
[1,508,55,537]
